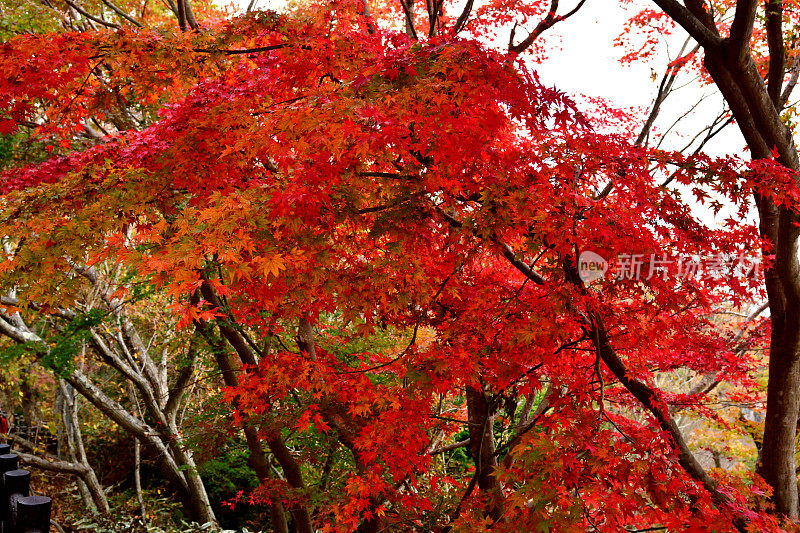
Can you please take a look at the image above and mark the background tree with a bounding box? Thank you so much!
[612,0,800,518]
[0,0,796,531]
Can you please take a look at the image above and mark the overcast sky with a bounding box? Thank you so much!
[535,3,653,107]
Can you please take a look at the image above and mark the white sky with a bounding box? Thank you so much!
[535,3,653,107]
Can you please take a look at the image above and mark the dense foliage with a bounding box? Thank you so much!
[0,0,799,531]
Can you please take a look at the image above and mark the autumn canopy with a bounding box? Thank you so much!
[0,0,798,530]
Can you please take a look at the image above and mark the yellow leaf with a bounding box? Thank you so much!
[261,254,286,278]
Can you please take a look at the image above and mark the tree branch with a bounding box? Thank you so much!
[728,0,758,67]
[99,0,143,27]
[164,344,197,425]
[64,0,120,28]
[432,204,547,285]
[453,0,474,33]
[429,438,470,455]
[637,39,700,146]
[509,0,588,54]
[650,0,721,49]
[398,0,419,40]
[780,45,800,106]
[766,0,786,105]
[15,450,88,476]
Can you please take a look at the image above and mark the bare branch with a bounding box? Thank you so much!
[99,0,143,27]
[509,0,588,54]
[193,44,288,55]
[429,438,470,455]
[432,204,547,285]
[15,450,88,476]
[637,39,700,146]
[64,0,120,28]
[780,45,800,106]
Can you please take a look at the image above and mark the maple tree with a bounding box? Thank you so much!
[0,0,799,530]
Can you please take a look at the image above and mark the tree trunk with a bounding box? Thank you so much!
[67,370,218,525]
[466,385,502,522]
[134,437,146,521]
[758,287,800,516]
[702,49,800,518]
[642,5,800,514]
[166,421,218,525]
[193,309,300,533]
[19,368,40,427]
[126,383,147,521]
[59,380,110,514]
